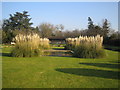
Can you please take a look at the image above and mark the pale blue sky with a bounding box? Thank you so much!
[2,2,118,30]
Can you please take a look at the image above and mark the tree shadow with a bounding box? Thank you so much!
[79,62,119,69]
[104,47,120,52]
[109,61,120,64]
[0,53,11,57]
[56,68,119,80]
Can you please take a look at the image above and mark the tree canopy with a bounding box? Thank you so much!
[2,11,33,31]
[2,11,34,43]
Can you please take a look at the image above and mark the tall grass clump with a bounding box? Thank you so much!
[11,33,50,57]
[66,35,105,58]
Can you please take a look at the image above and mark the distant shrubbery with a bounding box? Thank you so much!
[105,32,120,46]
[66,35,105,58]
[11,33,50,57]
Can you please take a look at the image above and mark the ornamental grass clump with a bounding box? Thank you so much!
[11,33,50,57]
[66,35,105,58]
[39,38,50,49]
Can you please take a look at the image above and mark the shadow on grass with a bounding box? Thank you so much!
[52,48,65,50]
[0,53,11,57]
[109,61,120,64]
[104,47,120,52]
[56,68,119,80]
[79,62,119,69]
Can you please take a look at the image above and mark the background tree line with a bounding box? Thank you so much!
[0,11,119,46]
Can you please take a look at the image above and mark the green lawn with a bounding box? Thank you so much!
[52,46,65,50]
[1,47,120,88]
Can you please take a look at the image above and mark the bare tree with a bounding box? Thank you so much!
[38,23,56,38]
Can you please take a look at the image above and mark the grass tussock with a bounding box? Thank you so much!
[11,33,50,57]
[66,35,105,58]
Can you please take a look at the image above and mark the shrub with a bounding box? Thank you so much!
[11,33,50,57]
[66,35,105,58]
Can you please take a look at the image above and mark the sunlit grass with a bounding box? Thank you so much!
[2,47,119,88]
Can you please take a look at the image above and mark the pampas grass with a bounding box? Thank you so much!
[11,33,50,57]
[66,35,105,58]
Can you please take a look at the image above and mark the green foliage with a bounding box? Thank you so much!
[88,17,94,30]
[102,19,110,39]
[87,25,103,36]
[2,11,36,43]
[2,30,14,43]
[87,17,110,38]
[105,32,120,46]
[73,43,105,58]
[11,44,43,57]
[2,11,33,31]
[65,44,75,50]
